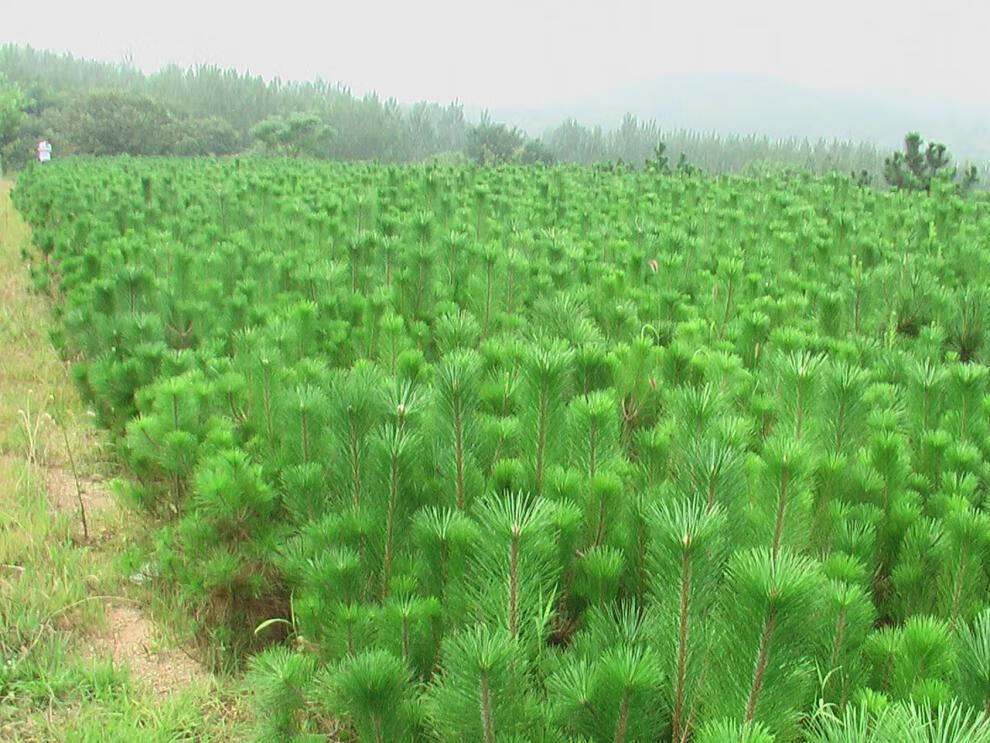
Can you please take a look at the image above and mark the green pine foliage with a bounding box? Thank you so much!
[15,156,990,740]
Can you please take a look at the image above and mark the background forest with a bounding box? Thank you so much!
[0,44,973,182]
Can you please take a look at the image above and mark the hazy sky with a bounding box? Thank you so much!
[4,0,988,109]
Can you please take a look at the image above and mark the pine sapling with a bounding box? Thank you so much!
[647,498,728,743]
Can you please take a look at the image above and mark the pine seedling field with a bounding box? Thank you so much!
[13,158,990,741]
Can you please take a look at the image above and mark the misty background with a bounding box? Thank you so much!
[2,0,988,171]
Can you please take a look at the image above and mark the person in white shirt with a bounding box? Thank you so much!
[37,139,52,163]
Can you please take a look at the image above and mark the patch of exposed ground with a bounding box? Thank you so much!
[82,603,210,696]
[46,466,211,697]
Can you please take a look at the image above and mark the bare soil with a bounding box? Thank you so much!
[82,602,209,696]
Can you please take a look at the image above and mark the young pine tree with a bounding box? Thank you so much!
[647,498,729,743]
[323,648,424,743]
[433,350,484,512]
[427,625,542,742]
[519,339,573,495]
[547,603,665,742]
[708,548,824,739]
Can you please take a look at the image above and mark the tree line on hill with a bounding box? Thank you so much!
[0,44,982,190]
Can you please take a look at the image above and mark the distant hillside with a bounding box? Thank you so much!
[3,44,986,177]
[486,75,990,163]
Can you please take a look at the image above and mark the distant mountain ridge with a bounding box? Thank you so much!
[482,75,990,162]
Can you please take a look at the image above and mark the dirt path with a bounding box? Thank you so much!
[0,179,238,737]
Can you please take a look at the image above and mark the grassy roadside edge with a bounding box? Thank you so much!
[0,178,250,741]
